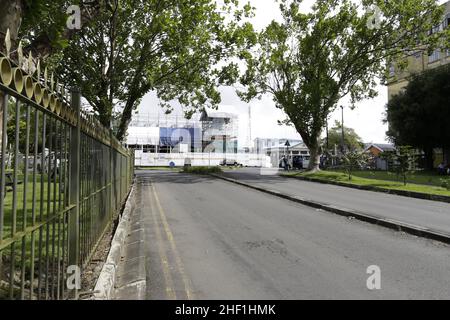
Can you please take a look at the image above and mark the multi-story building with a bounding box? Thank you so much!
[126,111,238,154]
[200,110,239,154]
[386,1,450,166]
[124,110,271,167]
[387,1,450,98]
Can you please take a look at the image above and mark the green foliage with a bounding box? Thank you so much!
[292,170,450,197]
[6,101,27,155]
[341,150,369,180]
[382,146,418,186]
[323,121,364,152]
[238,0,444,171]
[6,103,51,155]
[441,179,450,191]
[16,0,74,54]
[386,64,450,169]
[182,166,223,174]
[53,0,255,140]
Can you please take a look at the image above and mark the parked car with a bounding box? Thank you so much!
[292,156,304,170]
[220,159,243,167]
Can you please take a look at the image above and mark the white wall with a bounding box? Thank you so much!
[134,151,272,168]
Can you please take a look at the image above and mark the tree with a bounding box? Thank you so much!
[0,0,103,150]
[238,0,444,171]
[0,1,103,58]
[386,64,450,170]
[342,150,369,180]
[52,0,255,140]
[323,120,363,153]
[394,146,418,186]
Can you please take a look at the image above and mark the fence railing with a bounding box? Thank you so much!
[0,34,134,300]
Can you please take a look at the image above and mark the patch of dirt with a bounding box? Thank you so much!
[79,222,117,300]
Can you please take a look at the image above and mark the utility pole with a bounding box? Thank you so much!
[340,105,345,154]
[248,105,252,153]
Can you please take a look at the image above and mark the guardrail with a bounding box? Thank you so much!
[0,32,134,300]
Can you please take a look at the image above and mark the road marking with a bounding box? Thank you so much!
[151,180,195,300]
[148,183,177,300]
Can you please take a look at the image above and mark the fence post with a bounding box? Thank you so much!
[68,88,81,298]
[110,131,114,218]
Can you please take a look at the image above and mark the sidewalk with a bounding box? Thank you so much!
[112,184,147,300]
[216,168,450,241]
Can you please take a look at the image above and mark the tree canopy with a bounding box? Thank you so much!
[50,0,255,140]
[237,0,445,171]
[0,0,103,57]
[1,1,255,141]
[386,64,450,169]
[323,120,364,152]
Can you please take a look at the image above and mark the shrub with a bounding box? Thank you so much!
[341,151,369,180]
[441,179,450,191]
[182,166,223,174]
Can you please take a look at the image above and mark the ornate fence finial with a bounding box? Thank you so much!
[28,51,34,74]
[18,41,24,69]
[37,59,41,80]
[5,29,11,58]
[44,66,48,86]
[51,73,55,91]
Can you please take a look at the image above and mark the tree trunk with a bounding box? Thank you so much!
[0,0,23,49]
[116,102,134,142]
[423,146,434,170]
[306,137,321,172]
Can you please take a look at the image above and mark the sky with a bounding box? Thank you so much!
[136,0,391,148]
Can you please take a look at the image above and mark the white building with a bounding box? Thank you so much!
[125,111,271,167]
[263,140,310,169]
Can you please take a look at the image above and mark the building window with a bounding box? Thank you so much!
[389,64,395,77]
[429,50,440,63]
[444,13,450,28]
[432,24,442,34]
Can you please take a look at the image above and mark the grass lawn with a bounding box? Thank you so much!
[1,175,68,293]
[182,166,223,174]
[284,170,450,197]
[338,170,448,187]
[2,175,65,237]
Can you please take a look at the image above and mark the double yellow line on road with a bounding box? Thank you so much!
[149,179,194,300]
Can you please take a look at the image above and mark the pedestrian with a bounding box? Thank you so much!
[438,162,446,175]
[282,156,289,171]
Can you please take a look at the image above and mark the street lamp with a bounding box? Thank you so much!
[340,105,345,154]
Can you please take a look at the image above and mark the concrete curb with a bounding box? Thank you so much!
[210,173,450,245]
[93,184,137,300]
[282,174,450,204]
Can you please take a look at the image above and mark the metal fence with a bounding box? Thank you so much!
[0,37,134,300]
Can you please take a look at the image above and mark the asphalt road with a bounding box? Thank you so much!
[118,170,450,300]
[220,168,450,236]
